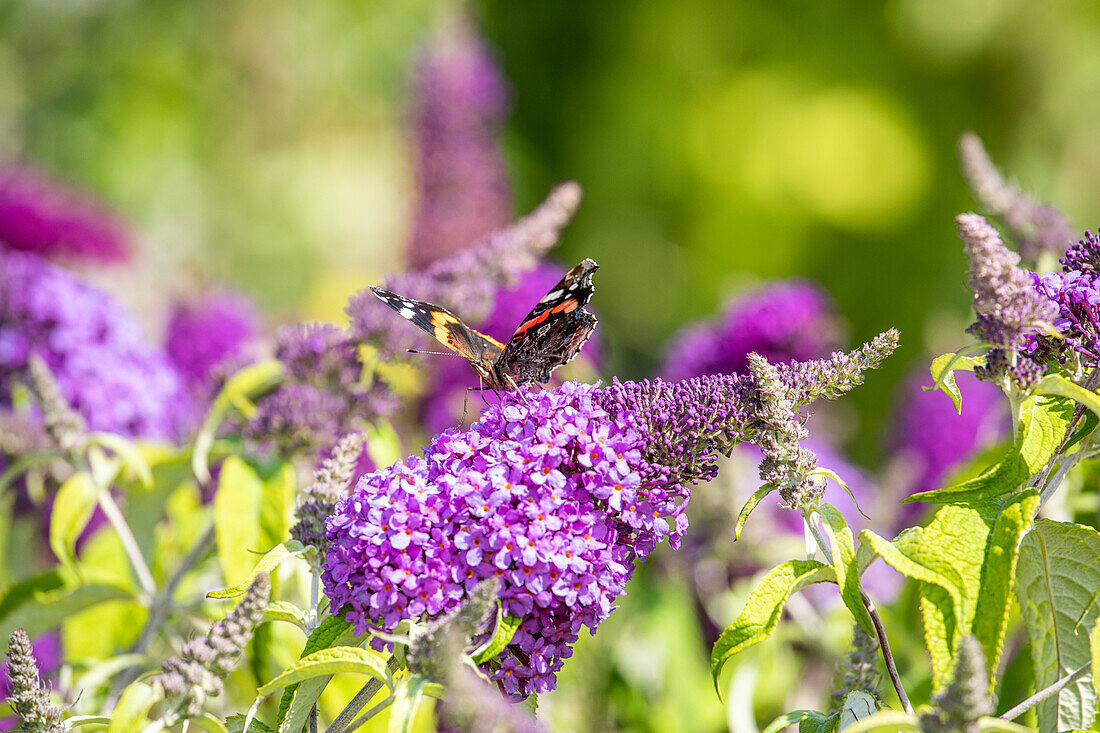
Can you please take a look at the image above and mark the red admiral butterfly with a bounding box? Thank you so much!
[370,258,599,393]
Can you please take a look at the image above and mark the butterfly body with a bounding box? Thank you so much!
[370,258,599,391]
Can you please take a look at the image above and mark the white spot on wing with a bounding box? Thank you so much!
[540,289,563,303]
[399,307,416,319]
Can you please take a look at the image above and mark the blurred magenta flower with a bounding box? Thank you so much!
[405,13,512,271]
[891,368,1006,497]
[166,289,258,396]
[420,262,603,432]
[659,279,844,381]
[0,251,191,440]
[0,165,130,263]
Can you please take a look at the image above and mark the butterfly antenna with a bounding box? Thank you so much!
[407,348,465,358]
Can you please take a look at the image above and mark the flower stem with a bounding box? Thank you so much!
[96,488,156,597]
[1000,661,1091,720]
[324,656,401,733]
[805,511,913,714]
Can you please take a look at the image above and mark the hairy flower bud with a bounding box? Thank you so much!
[5,629,63,733]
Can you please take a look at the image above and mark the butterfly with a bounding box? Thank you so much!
[370,258,599,394]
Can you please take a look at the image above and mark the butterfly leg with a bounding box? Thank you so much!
[503,374,531,405]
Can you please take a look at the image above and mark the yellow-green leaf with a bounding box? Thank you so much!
[710,559,834,698]
[818,504,873,635]
[926,351,984,414]
[49,472,99,575]
[107,681,157,733]
[735,484,776,541]
[214,457,265,587]
[258,646,392,697]
[207,540,305,599]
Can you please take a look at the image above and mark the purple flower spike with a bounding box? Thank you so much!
[166,290,258,396]
[957,213,1056,386]
[958,133,1075,261]
[405,13,512,271]
[661,279,844,381]
[0,251,191,440]
[0,165,130,263]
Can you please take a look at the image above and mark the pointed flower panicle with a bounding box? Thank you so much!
[291,432,367,556]
[406,12,512,270]
[0,165,130,263]
[346,182,583,360]
[775,328,900,406]
[959,133,1074,261]
[26,354,86,454]
[154,574,270,718]
[408,577,499,681]
[660,279,844,381]
[918,636,991,733]
[4,629,63,733]
[957,214,1057,386]
[0,251,192,440]
[749,354,820,508]
[830,623,882,712]
[323,335,894,697]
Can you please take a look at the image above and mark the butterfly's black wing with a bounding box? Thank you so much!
[495,259,599,385]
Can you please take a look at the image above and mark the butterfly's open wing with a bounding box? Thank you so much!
[495,259,599,385]
[369,286,504,363]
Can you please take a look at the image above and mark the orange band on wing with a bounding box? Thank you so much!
[511,300,579,340]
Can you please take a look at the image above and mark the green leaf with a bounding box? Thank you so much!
[711,559,835,698]
[971,491,1038,691]
[276,615,355,724]
[214,457,265,587]
[1065,409,1100,453]
[1016,519,1100,732]
[1034,373,1100,419]
[834,709,919,732]
[473,604,522,664]
[86,432,153,489]
[817,504,873,635]
[860,503,994,689]
[365,420,403,469]
[735,484,776,540]
[837,691,877,730]
[760,710,819,733]
[259,462,295,549]
[926,351,984,414]
[207,541,305,599]
[258,646,392,697]
[1017,394,1074,473]
[907,394,1071,505]
[65,715,114,728]
[193,712,231,733]
[801,711,840,733]
[1092,621,1100,699]
[107,681,157,733]
[226,714,276,733]
[264,600,310,630]
[389,674,428,733]
[280,675,333,733]
[193,359,283,484]
[49,472,99,575]
[0,578,131,639]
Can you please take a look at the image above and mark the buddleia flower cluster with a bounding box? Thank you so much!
[1031,231,1100,372]
[957,213,1058,388]
[323,331,897,697]
[0,250,191,440]
[3,629,63,733]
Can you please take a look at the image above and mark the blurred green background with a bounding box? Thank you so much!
[1,0,1095,464]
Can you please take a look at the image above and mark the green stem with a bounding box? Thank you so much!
[1001,662,1091,720]
[96,487,156,597]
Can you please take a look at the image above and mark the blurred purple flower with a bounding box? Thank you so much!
[405,13,512,271]
[0,165,130,263]
[891,369,1006,496]
[959,133,1075,262]
[323,336,895,697]
[247,323,397,456]
[660,279,844,381]
[0,251,191,440]
[421,262,603,433]
[166,290,258,396]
